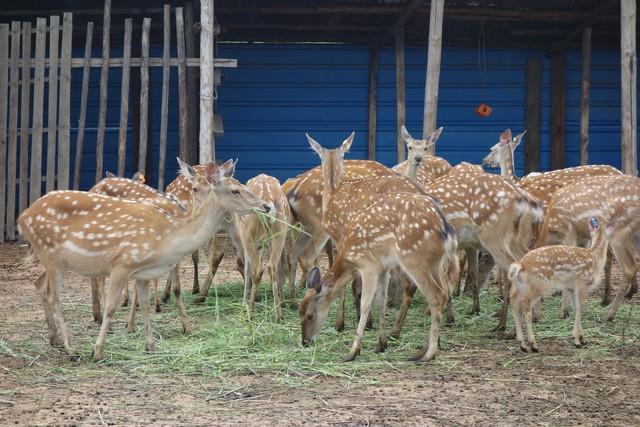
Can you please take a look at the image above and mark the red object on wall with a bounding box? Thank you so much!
[475,103,492,117]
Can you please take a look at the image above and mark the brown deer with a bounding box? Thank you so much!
[509,216,608,352]
[299,135,458,361]
[234,174,292,321]
[18,159,269,361]
[393,125,445,183]
[536,174,640,319]
[482,129,526,184]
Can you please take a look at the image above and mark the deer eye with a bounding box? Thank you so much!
[408,146,413,150]
[192,188,199,193]
[231,189,241,196]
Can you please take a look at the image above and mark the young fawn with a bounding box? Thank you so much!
[18,159,269,361]
[509,217,608,352]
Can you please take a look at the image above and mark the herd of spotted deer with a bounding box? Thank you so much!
[15,126,640,362]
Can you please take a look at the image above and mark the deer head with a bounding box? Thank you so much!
[482,129,526,169]
[401,125,443,166]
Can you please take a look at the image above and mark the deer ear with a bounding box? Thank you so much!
[205,161,221,185]
[220,159,237,178]
[132,169,145,182]
[340,132,355,156]
[306,133,324,157]
[305,267,322,292]
[177,157,196,181]
[427,126,444,145]
[105,170,116,178]
[500,129,512,144]
[400,124,413,143]
[512,130,526,149]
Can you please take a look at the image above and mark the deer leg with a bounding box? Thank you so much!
[153,280,161,313]
[126,284,138,333]
[601,251,613,306]
[455,251,467,297]
[390,276,417,339]
[35,272,61,347]
[191,250,200,294]
[343,269,380,362]
[510,294,527,352]
[171,267,192,334]
[560,292,571,319]
[287,232,312,290]
[194,235,226,304]
[572,287,587,347]
[335,286,346,332]
[161,275,172,304]
[468,249,480,315]
[604,244,637,322]
[626,276,638,299]
[524,302,538,352]
[47,269,74,357]
[374,271,391,353]
[90,277,103,323]
[135,280,155,353]
[351,276,373,330]
[121,283,130,307]
[93,269,128,361]
[325,240,334,267]
[269,231,287,322]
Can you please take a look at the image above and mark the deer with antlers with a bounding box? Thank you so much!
[299,133,459,362]
[509,217,608,352]
[18,159,269,360]
[233,173,292,321]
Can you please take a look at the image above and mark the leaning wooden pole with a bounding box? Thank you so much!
[422,0,444,155]
[367,48,378,161]
[176,7,188,162]
[199,0,215,163]
[395,27,406,163]
[117,19,132,177]
[95,0,111,182]
[73,21,94,190]
[620,0,637,175]
[138,17,151,173]
[158,4,171,189]
[580,28,592,166]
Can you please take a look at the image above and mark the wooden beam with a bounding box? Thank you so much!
[138,17,151,173]
[199,0,215,163]
[395,27,406,163]
[73,21,93,190]
[0,24,9,242]
[57,13,72,190]
[176,7,188,162]
[18,22,31,214]
[525,58,541,174]
[30,18,46,202]
[378,0,425,45]
[580,28,592,166]
[551,51,566,170]
[17,57,236,68]
[117,19,132,177]
[45,16,59,193]
[423,0,444,154]
[184,2,200,166]
[367,48,377,161]
[158,5,171,189]
[621,0,637,175]
[95,0,111,182]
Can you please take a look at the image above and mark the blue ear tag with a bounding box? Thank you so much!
[590,217,599,228]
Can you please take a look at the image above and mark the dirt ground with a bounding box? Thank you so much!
[1,242,639,426]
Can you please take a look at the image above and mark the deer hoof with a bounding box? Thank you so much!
[529,342,540,353]
[182,324,193,335]
[191,286,200,295]
[374,339,387,354]
[67,353,81,362]
[342,351,359,363]
[91,348,103,362]
[603,312,616,322]
[145,343,156,353]
[192,295,207,304]
[519,342,528,353]
[408,349,427,362]
[126,324,136,334]
[335,322,345,333]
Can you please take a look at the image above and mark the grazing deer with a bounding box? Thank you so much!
[299,145,459,361]
[234,174,292,321]
[89,171,187,322]
[393,125,445,183]
[509,217,608,352]
[18,159,269,360]
[285,159,394,330]
[482,129,526,184]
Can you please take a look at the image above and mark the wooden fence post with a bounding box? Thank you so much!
[423,0,444,155]
[158,5,171,189]
[184,2,199,166]
[395,26,406,163]
[138,17,151,173]
[7,22,20,240]
[199,0,215,163]
[46,16,59,193]
[117,18,132,177]
[176,7,188,162]
[95,0,111,182]
[30,18,46,203]
[73,21,94,190]
[525,58,541,173]
[579,28,591,166]
[57,13,72,190]
[0,24,9,242]
[18,22,31,213]
[551,51,566,170]
[621,0,637,175]
[367,48,377,160]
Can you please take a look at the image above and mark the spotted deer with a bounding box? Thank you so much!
[89,171,187,323]
[482,129,526,184]
[299,161,459,362]
[285,158,394,330]
[233,174,292,321]
[509,217,608,352]
[393,125,444,183]
[18,159,269,360]
[536,174,639,319]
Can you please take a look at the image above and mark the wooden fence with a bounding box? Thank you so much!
[0,3,236,242]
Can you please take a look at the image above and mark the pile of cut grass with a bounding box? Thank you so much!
[3,279,639,386]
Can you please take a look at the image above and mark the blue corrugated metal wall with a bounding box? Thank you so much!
[69,43,636,188]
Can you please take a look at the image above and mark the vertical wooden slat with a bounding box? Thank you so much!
[184,2,199,166]
[57,13,72,190]
[580,28,592,166]
[29,18,46,204]
[367,48,377,161]
[395,26,406,163]
[95,0,111,182]
[199,0,215,163]
[46,16,59,193]
[0,25,9,242]
[176,7,188,162]
[158,5,171,189]
[138,17,151,173]
[422,0,444,155]
[551,51,565,170]
[73,21,94,190]
[621,0,637,175]
[525,58,541,174]
[7,22,20,240]
[117,18,132,177]
[18,22,31,214]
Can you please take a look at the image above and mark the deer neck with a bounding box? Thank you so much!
[589,230,608,275]
[501,150,518,183]
[407,159,420,184]
[320,159,344,216]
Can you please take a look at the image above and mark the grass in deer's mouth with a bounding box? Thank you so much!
[2,279,639,388]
